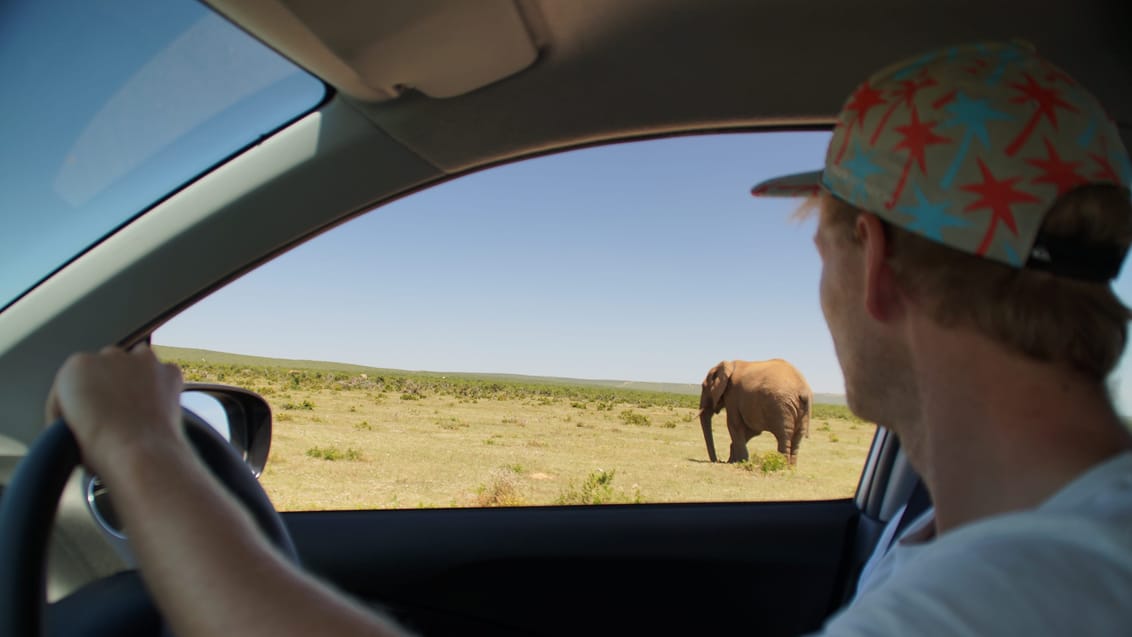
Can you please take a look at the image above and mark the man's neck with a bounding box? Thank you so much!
[901,321,1132,535]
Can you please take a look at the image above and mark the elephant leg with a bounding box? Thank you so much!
[774,433,789,460]
[789,426,804,467]
[725,409,749,463]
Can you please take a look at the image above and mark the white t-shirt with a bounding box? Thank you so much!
[812,452,1132,636]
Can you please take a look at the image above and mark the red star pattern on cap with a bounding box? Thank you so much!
[1005,73,1078,157]
[834,82,886,164]
[885,107,952,209]
[1026,138,1087,196]
[961,157,1040,255]
[870,76,939,146]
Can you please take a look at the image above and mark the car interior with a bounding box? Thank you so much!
[0,0,1127,635]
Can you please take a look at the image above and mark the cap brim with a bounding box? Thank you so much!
[750,170,823,197]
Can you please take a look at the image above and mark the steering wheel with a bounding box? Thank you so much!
[0,410,298,636]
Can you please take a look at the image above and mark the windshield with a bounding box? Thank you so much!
[0,0,326,310]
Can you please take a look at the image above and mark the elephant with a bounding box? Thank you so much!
[698,358,812,466]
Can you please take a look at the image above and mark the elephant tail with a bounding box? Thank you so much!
[799,393,811,438]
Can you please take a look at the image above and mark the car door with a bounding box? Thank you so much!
[151,130,896,637]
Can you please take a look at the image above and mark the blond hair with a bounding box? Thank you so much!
[808,185,1132,380]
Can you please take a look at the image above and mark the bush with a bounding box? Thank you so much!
[280,399,316,411]
[553,469,645,505]
[760,452,788,473]
[473,468,525,506]
[437,417,468,430]
[737,452,788,474]
[305,446,362,461]
[618,410,651,426]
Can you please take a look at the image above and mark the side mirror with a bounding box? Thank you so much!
[180,383,273,478]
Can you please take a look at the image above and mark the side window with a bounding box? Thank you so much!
[153,131,877,511]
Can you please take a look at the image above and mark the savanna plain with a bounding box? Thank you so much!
[160,347,874,511]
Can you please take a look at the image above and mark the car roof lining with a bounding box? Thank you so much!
[204,0,544,102]
[207,0,1132,174]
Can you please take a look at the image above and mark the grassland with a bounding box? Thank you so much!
[158,346,874,512]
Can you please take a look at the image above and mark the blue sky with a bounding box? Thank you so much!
[155,131,837,388]
[153,130,1132,415]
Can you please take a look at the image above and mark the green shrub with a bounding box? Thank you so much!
[280,399,315,411]
[305,446,362,461]
[354,420,373,431]
[554,466,652,506]
[737,452,789,474]
[760,452,788,473]
[437,417,468,430]
[618,410,651,426]
[473,469,525,506]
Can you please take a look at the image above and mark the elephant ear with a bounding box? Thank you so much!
[709,361,732,407]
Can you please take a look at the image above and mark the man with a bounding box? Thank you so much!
[750,39,1132,633]
[48,40,1132,635]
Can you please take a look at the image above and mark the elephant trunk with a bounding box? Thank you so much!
[699,392,718,463]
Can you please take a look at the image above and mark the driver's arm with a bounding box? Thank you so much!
[46,345,414,637]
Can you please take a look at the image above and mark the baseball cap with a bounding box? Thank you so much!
[751,41,1132,281]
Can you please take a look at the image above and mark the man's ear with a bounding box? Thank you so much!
[856,213,904,322]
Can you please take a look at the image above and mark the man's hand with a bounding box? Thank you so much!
[45,344,186,478]
[43,344,414,636]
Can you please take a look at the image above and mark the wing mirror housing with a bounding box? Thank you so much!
[180,383,272,477]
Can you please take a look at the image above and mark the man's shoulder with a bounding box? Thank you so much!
[914,450,1132,562]
[818,517,1132,635]
[899,458,1132,590]
[817,459,1132,636]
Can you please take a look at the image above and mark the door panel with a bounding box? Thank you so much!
[283,499,860,636]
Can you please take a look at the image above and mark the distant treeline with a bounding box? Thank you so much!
[158,346,862,421]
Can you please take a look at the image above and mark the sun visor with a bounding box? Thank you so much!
[205,0,540,101]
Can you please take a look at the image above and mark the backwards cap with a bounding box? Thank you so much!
[752,41,1132,281]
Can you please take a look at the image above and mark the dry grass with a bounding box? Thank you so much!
[256,389,874,511]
